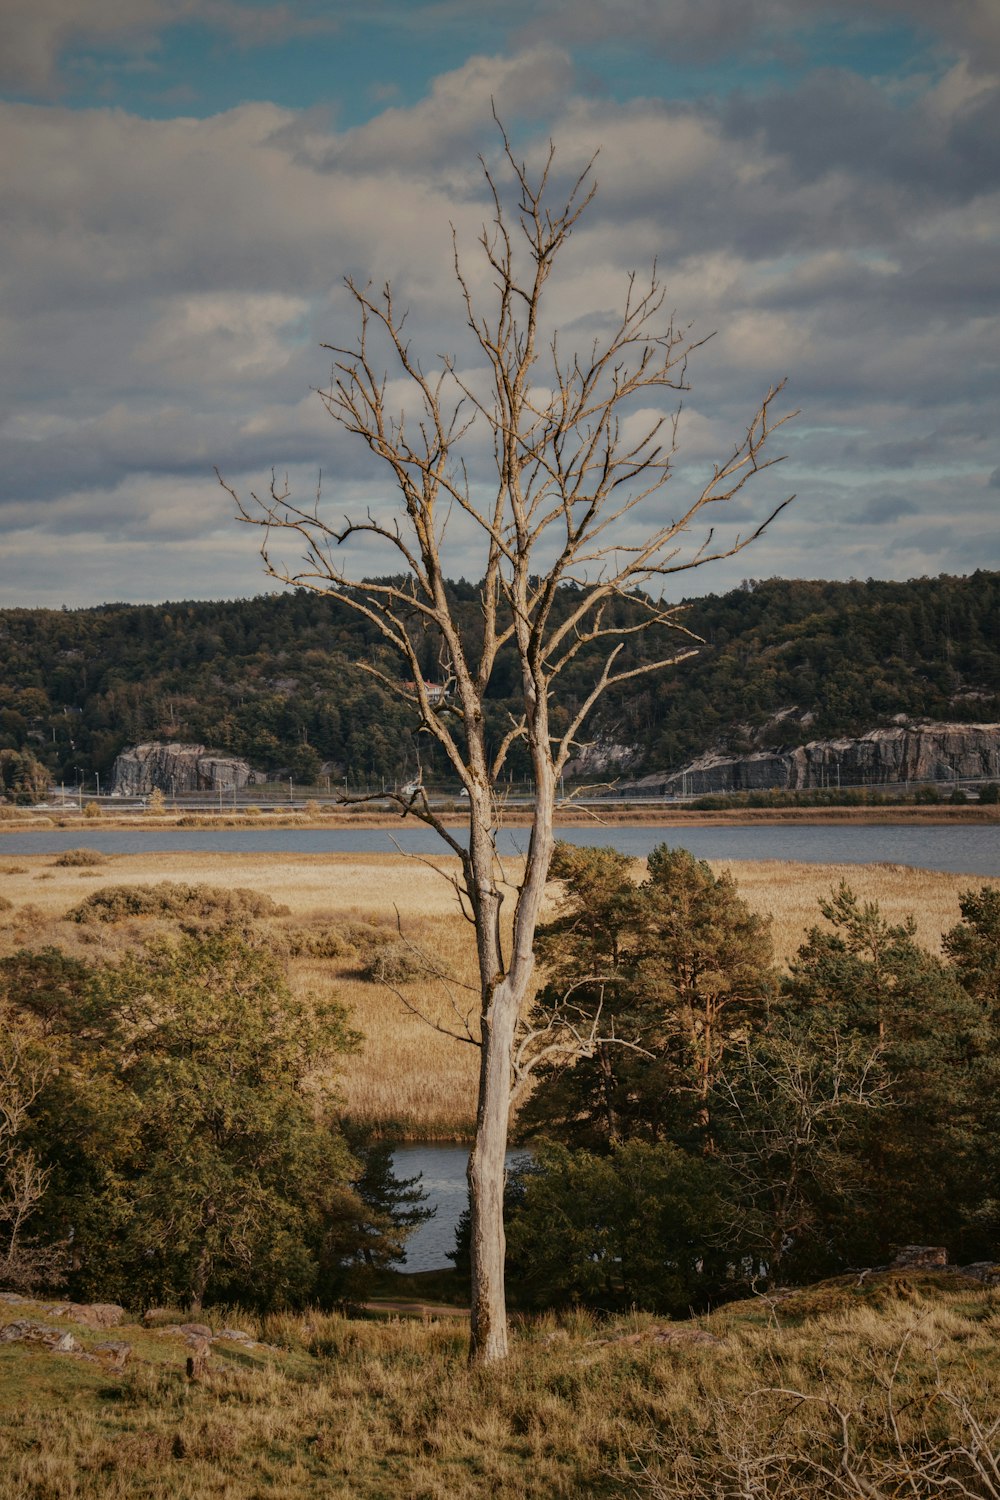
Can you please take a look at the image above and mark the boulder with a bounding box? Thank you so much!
[94,1340,132,1368]
[891,1245,948,1270]
[215,1327,256,1345]
[0,1320,80,1352]
[49,1301,125,1329]
[958,1262,1000,1285]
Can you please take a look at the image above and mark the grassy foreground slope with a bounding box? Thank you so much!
[1,1272,998,1498]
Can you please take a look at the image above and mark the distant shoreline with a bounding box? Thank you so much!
[3,803,998,834]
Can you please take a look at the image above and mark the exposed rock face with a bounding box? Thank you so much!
[637,722,1000,796]
[109,742,266,795]
[564,740,639,776]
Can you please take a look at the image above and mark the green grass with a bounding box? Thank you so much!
[1,1274,999,1497]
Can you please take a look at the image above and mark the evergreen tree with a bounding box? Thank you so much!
[780,884,987,1263]
[519,843,776,1151]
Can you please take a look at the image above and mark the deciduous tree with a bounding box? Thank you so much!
[222,127,793,1361]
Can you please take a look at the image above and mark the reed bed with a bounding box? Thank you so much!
[0,850,993,1135]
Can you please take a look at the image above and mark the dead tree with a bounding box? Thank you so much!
[221,126,794,1364]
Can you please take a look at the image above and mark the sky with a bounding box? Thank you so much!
[1,0,998,608]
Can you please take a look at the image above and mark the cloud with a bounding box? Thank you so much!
[517,0,1000,75]
[0,0,340,96]
[847,493,920,525]
[0,17,997,606]
[295,47,576,173]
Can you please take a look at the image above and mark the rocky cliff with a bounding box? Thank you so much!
[636,722,1000,796]
[109,742,266,796]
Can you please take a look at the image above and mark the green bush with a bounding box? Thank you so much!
[66,881,289,925]
[1,933,425,1311]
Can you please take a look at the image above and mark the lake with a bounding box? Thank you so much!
[391,1142,529,1273]
[1,822,998,875]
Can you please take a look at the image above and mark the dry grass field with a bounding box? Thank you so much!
[0,847,994,1136]
[1,1273,999,1497]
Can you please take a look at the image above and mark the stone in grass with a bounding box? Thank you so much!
[215,1328,257,1345]
[891,1246,948,1270]
[152,1322,214,1342]
[94,1341,132,1369]
[961,1262,1000,1285]
[0,1321,80,1353]
[49,1302,126,1329]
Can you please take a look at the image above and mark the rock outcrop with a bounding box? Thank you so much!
[109,742,266,796]
[636,721,1000,796]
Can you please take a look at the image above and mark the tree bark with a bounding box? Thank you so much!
[468,979,518,1362]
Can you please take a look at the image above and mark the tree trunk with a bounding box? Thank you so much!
[467,978,519,1363]
[466,763,554,1364]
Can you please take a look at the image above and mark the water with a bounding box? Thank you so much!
[391,1143,528,1273]
[391,1143,469,1272]
[1,822,998,875]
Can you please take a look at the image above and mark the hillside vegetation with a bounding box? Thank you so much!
[0,571,997,790]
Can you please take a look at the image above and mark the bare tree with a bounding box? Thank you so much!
[0,1016,61,1293]
[221,127,794,1363]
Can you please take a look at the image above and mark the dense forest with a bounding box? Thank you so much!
[0,571,997,790]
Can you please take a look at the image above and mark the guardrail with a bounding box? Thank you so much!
[40,775,997,814]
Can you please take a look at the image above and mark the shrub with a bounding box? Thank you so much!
[66,882,289,925]
[82,801,100,820]
[53,849,106,868]
[361,938,425,983]
[281,922,358,959]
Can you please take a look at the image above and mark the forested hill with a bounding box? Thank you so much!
[0,571,997,788]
